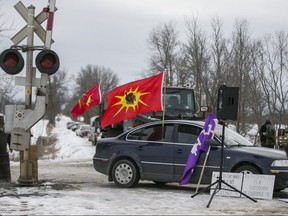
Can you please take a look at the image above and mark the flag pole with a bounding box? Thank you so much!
[195,132,215,193]
[162,69,167,128]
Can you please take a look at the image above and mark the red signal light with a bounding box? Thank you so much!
[0,49,24,75]
[35,49,60,75]
[4,53,18,68]
[40,53,56,69]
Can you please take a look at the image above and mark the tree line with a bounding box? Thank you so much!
[146,17,288,135]
[1,16,288,136]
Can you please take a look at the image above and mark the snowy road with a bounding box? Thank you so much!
[0,158,287,215]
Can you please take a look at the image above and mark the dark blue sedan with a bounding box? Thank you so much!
[93,120,288,191]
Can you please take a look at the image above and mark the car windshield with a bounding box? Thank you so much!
[214,124,254,147]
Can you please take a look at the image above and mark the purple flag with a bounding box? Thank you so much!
[179,112,218,185]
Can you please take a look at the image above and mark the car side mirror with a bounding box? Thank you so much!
[205,139,220,147]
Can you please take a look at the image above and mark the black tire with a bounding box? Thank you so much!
[112,159,139,188]
[153,181,167,186]
[234,165,261,174]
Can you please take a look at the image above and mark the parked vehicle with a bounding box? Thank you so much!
[277,128,288,150]
[75,124,91,137]
[79,129,91,138]
[93,119,288,191]
[71,122,84,132]
[89,116,102,145]
[66,121,75,129]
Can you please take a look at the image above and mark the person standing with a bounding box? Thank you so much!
[0,116,8,154]
[0,116,11,182]
[259,120,276,148]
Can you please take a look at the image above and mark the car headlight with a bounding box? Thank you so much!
[271,160,288,167]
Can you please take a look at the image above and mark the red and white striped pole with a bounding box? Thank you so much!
[43,0,56,49]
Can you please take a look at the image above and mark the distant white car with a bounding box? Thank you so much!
[66,121,75,129]
[76,125,91,137]
[71,122,84,131]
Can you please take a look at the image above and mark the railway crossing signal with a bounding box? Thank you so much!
[1,0,59,185]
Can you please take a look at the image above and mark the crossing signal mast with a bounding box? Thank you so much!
[0,0,59,185]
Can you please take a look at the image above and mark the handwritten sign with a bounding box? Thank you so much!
[210,172,275,200]
[211,172,243,197]
[241,174,275,199]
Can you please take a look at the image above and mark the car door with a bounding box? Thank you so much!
[126,123,174,181]
[173,123,220,184]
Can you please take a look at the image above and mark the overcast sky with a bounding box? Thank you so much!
[1,0,288,85]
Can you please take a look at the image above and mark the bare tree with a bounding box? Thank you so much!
[0,73,17,113]
[0,2,16,113]
[0,1,10,39]
[259,31,288,125]
[208,16,231,110]
[183,16,210,105]
[146,21,181,86]
[227,19,255,133]
[66,65,119,123]
[46,69,69,125]
[246,39,266,128]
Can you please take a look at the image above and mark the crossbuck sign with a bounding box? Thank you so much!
[11,1,54,46]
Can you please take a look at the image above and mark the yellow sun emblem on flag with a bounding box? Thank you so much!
[78,94,94,108]
[112,86,150,117]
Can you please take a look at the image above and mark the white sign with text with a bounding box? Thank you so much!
[210,172,275,200]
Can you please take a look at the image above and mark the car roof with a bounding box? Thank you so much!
[130,119,205,130]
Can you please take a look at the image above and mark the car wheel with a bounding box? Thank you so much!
[234,165,261,174]
[112,159,139,188]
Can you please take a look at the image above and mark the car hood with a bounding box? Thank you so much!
[229,146,288,159]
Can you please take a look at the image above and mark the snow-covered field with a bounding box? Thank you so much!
[0,115,287,215]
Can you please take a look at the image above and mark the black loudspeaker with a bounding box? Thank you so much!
[216,84,239,121]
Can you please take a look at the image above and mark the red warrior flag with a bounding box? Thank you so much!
[70,83,101,119]
[100,72,164,128]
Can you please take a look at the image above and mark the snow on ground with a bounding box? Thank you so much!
[1,115,288,215]
[49,116,94,160]
[10,115,94,161]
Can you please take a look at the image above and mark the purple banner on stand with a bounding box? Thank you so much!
[179,112,218,185]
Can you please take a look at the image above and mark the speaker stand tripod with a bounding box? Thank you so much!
[191,122,257,208]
